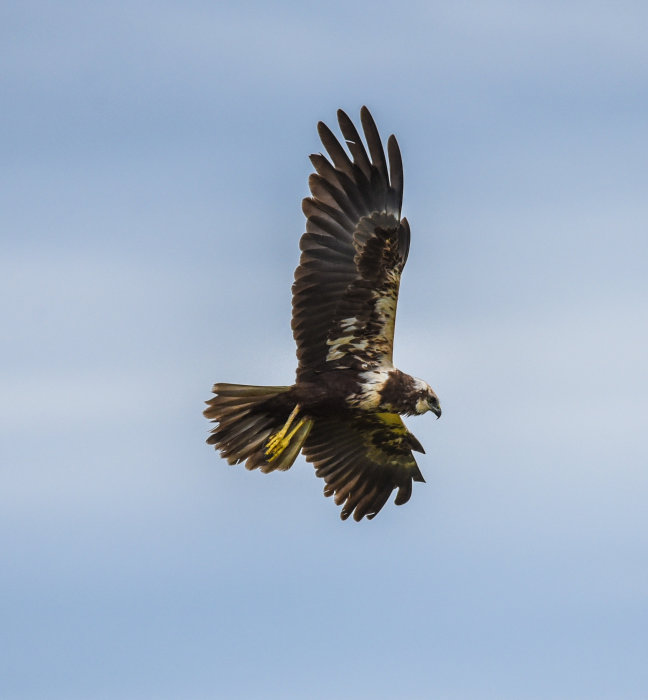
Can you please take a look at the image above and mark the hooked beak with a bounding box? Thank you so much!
[429,400,442,419]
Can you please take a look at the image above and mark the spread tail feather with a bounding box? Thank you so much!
[204,383,313,472]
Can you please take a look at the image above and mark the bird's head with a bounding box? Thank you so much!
[412,378,442,418]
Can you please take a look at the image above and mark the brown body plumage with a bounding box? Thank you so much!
[204,107,441,521]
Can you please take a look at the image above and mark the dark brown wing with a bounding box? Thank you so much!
[292,106,410,381]
[302,412,426,521]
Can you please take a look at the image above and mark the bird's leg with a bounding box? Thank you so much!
[265,404,305,462]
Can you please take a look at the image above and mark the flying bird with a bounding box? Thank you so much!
[204,106,441,521]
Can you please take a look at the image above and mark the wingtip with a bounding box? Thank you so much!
[387,133,401,156]
[316,120,330,138]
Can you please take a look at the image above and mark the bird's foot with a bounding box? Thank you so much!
[265,405,301,462]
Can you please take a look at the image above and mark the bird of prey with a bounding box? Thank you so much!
[204,106,441,521]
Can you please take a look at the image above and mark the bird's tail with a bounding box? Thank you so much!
[204,383,314,472]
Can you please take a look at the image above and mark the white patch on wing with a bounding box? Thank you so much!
[374,288,398,357]
[325,270,401,366]
[348,368,393,410]
[326,317,368,362]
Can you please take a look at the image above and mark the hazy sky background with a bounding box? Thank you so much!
[2,1,647,698]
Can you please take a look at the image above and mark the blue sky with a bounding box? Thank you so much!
[2,1,647,698]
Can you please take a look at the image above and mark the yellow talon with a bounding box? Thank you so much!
[266,418,307,462]
[265,405,303,461]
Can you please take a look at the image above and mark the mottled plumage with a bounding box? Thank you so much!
[204,107,441,520]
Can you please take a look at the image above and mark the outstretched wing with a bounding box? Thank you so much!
[302,412,426,521]
[292,106,410,381]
